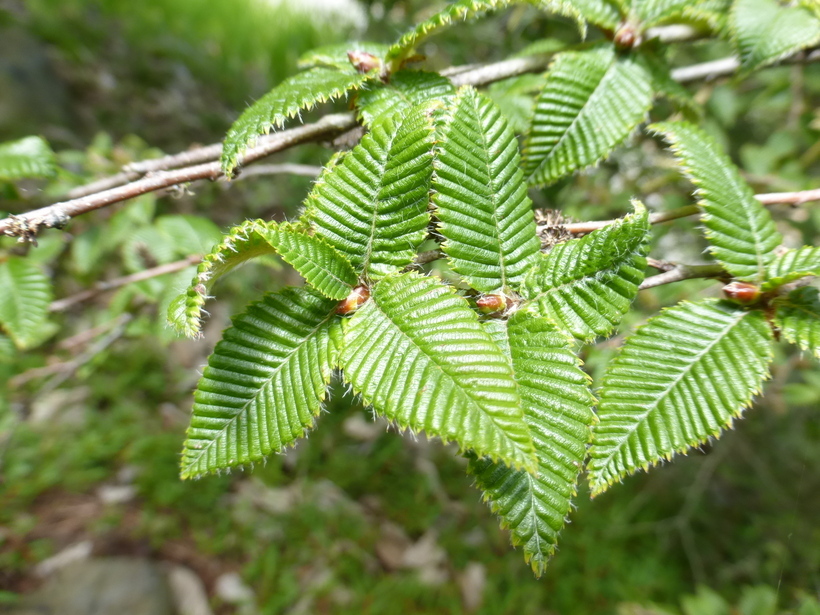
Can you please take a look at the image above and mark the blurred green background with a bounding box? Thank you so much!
[1,1,819,613]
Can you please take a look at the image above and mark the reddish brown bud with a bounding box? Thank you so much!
[722,281,761,304]
[476,294,507,315]
[347,50,381,74]
[336,285,371,315]
[614,22,641,49]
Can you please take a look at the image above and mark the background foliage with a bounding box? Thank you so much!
[1,0,819,613]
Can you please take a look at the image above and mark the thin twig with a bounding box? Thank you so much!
[557,188,820,235]
[639,264,726,290]
[4,48,820,242]
[227,163,323,180]
[49,254,201,312]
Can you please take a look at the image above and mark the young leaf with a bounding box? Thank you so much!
[257,222,358,300]
[0,136,57,181]
[637,53,701,117]
[356,71,455,128]
[762,246,820,290]
[774,286,820,359]
[631,0,692,28]
[470,314,595,576]
[730,0,820,72]
[340,272,536,472]
[522,45,653,187]
[651,122,783,283]
[169,220,279,338]
[433,86,541,293]
[0,257,53,349]
[520,202,649,342]
[487,74,546,134]
[565,0,622,29]
[309,105,435,279]
[180,288,341,479]
[588,299,773,494]
[298,42,390,71]
[386,0,585,67]
[221,68,373,175]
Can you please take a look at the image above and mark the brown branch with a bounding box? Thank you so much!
[49,254,201,312]
[557,188,820,235]
[639,264,727,290]
[4,48,820,243]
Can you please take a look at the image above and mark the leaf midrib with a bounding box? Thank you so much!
[592,306,747,479]
[184,308,335,474]
[370,291,529,465]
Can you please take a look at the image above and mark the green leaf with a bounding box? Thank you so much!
[731,0,820,72]
[631,0,692,27]
[340,272,536,472]
[522,45,653,187]
[168,220,279,338]
[433,86,541,292]
[651,122,783,283]
[0,334,16,364]
[520,203,649,342]
[221,68,373,175]
[801,0,820,20]
[0,136,56,181]
[356,70,455,128]
[637,52,701,116]
[487,74,546,134]
[256,222,358,300]
[309,105,435,279]
[588,299,773,493]
[762,246,820,290]
[0,257,53,349]
[774,286,820,359]
[682,0,733,33]
[298,42,390,70]
[557,0,622,29]
[180,287,341,479]
[156,215,223,256]
[470,313,595,576]
[386,0,585,67]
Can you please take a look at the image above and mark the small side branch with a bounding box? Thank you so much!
[49,254,202,312]
[639,264,727,290]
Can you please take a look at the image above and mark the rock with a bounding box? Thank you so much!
[25,558,173,615]
[165,565,213,615]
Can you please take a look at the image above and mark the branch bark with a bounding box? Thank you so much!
[3,46,819,242]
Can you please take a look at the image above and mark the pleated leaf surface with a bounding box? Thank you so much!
[168,220,279,338]
[433,87,541,292]
[0,136,56,181]
[762,246,820,291]
[520,204,649,342]
[522,45,653,187]
[181,287,341,478]
[588,299,773,493]
[0,257,53,349]
[357,71,455,128]
[652,122,782,283]
[309,106,435,279]
[221,68,372,175]
[631,0,693,27]
[257,222,357,300]
[730,0,820,72]
[775,287,820,359]
[470,314,595,576]
[340,272,536,472]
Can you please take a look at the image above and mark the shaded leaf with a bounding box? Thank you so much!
[775,286,820,358]
[0,257,53,349]
[731,0,820,71]
[0,136,56,181]
[298,42,389,70]
[762,246,820,290]
[357,70,455,128]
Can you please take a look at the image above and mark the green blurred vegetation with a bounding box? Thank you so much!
[1,0,819,613]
